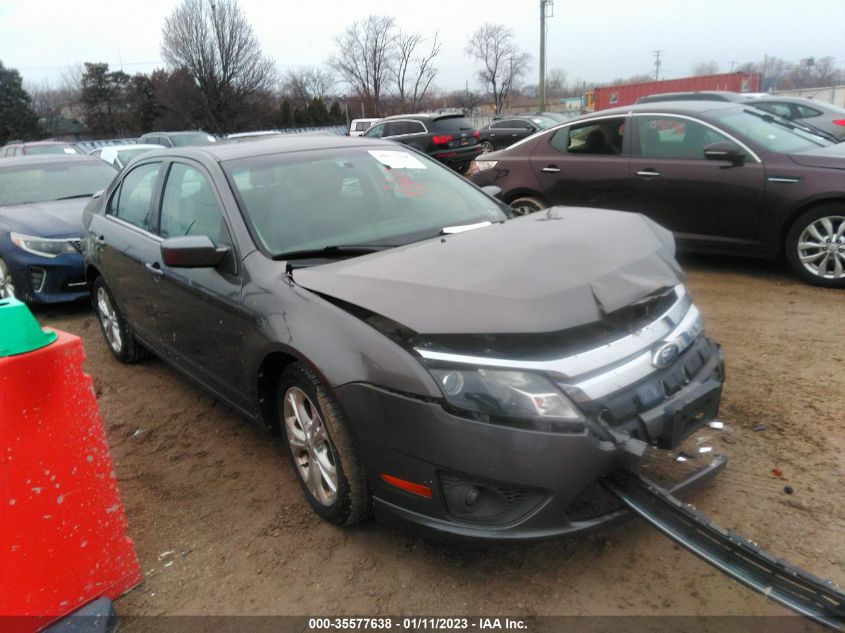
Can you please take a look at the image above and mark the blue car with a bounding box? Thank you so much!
[0,155,117,303]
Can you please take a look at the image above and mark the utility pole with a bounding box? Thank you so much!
[539,1,553,112]
[653,50,663,81]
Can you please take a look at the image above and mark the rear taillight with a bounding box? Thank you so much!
[432,135,453,145]
[834,119,845,126]
[472,130,480,138]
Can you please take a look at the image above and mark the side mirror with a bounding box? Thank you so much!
[703,141,746,166]
[482,185,503,199]
[160,236,229,268]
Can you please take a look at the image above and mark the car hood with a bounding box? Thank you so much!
[789,142,845,170]
[295,207,684,334]
[0,198,88,237]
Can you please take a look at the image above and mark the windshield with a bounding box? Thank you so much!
[0,162,116,206]
[530,116,557,129]
[25,144,77,155]
[224,147,506,257]
[170,133,216,147]
[715,109,832,153]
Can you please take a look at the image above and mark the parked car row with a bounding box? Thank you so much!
[469,100,845,288]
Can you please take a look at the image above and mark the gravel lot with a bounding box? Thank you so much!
[33,254,844,622]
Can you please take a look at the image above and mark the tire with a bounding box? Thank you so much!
[784,205,845,288]
[91,277,148,363]
[278,363,370,526]
[0,257,17,299]
[480,140,495,153]
[509,196,546,217]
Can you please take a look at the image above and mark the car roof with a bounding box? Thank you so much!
[577,100,745,120]
[0,154,105,168]
[143,130,210,137]
[378,112,466,121]
[132,134,395,163]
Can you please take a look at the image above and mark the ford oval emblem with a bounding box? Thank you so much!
[653,342,680,368]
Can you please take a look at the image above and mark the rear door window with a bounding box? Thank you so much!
[550,118,626,155]
[108,162,162,230]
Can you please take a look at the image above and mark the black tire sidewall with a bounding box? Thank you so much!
[785,206,845,288]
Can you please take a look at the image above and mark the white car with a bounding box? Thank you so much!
[226,130,282,141]
[348,118,380,136]
[89,144,164,170]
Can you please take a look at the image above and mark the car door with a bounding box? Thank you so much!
[528,115,633,209]
[627,113,765,247]
[148,160,251,409]
[92,161,165,344]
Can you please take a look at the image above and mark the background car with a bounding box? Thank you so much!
[468,101,845,287]
[362,113,482,172]
[478,115,558,153]
[0,155,116,302]
[348,118,380,136]
[226,130,283,142]
[89,143,164,170]
[1,141,79,157]
[751,96,845,141]
[137,131,217,147]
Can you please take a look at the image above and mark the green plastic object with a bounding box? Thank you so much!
[0,297,57,357]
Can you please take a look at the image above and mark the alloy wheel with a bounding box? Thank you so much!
[96,286,123,353]
[796,215,845,280]
[283,386,338,507]
[0,258,15,299]
[480,141,494,153]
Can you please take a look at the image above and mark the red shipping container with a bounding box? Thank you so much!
[0,313,142,632]
[592,72,761,110]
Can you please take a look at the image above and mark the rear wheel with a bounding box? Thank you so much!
[509,196,546,217]
[480,140,495,153]
[278,363,370,526]
[785,205,845,288]
[92,277,148,362]
[0,258,16,299]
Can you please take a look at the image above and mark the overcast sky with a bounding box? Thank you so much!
[2,0,844,92]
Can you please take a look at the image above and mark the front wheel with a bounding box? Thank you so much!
[785,206,845,288]
[480,140,495,153]
[509,196,546,217]
[278,363,370,526]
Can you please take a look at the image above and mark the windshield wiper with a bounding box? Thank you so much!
[271,244,396,261]
[743,109,834,143]
[53,193,95,201]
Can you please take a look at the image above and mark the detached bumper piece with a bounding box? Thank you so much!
[605,470,845,631]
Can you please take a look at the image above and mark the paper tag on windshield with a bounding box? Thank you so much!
[368,150,427,170]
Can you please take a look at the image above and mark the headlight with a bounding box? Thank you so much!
[428,367,584,423]
[10,233,79,258]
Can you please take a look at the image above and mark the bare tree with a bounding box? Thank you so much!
[393,31,441,113]
[280,66,336,110]
[161,0,276,131]
[330,15,396,116]
[465,24,531,115]
[691,60,720,76]
[546,67,567,99]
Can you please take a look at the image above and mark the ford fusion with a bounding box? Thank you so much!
[0,155,117,303]
[82,137,724,538]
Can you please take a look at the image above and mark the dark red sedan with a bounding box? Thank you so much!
[468,101,845,287]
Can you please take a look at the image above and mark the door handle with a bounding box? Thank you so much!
[542,166,561,173]
[145,262,164,278]
[636,169,661,179]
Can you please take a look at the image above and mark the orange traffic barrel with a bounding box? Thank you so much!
[0,297,142,632]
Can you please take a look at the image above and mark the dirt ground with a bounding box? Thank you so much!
[33,254,844,621]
